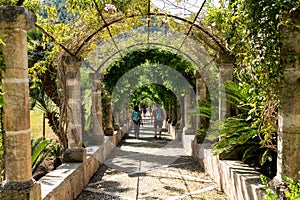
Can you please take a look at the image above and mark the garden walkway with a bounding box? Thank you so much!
[76,114,227,200]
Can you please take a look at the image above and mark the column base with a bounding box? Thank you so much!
[113,124,120,131]
[63,147,86,163]
[104,128,114,136]
[183,127,195,135]
[85,134,104,146]
[0,179,41,200]
[269,175,286,199]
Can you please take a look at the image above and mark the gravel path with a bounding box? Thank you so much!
[76,115,227,200]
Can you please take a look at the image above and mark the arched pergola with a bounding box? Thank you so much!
[0,1,299,199]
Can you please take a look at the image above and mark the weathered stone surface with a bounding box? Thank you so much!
[0,179,41,200]
[184,93,195,132]
[105,97,113,130]
[63,148,87,163]
[89,72,103,136]
[68,124,83,148]
[0,6,36,30]
[192,142,266,200]
[41,133,121,200]
[276,10,300,181]
[2,82,30,131]
[104,128,114,136]
[61,56,84,150]
[0,8,36,194]
[0,183,42,200]
[62,56,83,70]
[217,52,234,120]
[5,133,31,182]
[1,179,34,190]
[195,70,208,129]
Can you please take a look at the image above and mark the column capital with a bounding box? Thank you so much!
[194,70,201,79]
[0,6,36,30]
[89,72,104,81]
[61,56,83,71]
[216,51,235,65]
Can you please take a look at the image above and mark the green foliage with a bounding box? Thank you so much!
[261,172,300,200]
[283,173,300,200]
[49,142,63,158]
[0,0,41,11]
[130,83,177,109]
[0,0,18,6]
[260,175,279,200]
[210,81,277,177]
[102,49,196,118]
[206,0,300,95]
[31,137,52,174]
[103,48,195,93]
[203,0,300,177]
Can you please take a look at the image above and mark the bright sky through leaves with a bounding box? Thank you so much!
[151,0,205,16]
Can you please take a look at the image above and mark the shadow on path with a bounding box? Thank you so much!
[76,114,228,200]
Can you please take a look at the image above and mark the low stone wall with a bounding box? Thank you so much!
[192,142,266,200]
[167,123,182,141]
[39,129,126,200]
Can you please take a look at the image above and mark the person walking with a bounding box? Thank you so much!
[132,105,142,139]
[142,105,147,117]
[149,106,152,117]
[151,103,164,139]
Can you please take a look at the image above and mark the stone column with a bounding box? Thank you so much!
[275,10,300,181]
[183,92,195,134]
[0,7,41,199]
[194,70,208,129]
[176,100,182,127]
[89,72,104,145]
[119,108,124,126]
[179,96,185,129]
[123,106,129,132]
[216,52,234,120]
[104,97,114,135]
[62,56,86,162]
[113,111,120,131]
[171,105,177,126]
[167,104,171,124]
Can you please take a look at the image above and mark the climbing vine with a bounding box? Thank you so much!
[103,48,196,94]
[204,0,300,178]
[101,48,196,129]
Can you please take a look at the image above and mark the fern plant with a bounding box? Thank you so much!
[206,81,278,177]
[49,142,63,169]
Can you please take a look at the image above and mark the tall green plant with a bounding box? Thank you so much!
[31,137,52,174]
[211,81,277,177]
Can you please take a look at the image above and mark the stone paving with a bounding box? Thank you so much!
[76,114,227,200]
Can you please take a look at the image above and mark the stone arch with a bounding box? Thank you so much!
[111,63,196,127]
[0,3,236,199]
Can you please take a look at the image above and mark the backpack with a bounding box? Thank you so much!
[155,108,162,120]
[132,111,140,121]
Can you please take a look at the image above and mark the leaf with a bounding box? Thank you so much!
[31,137,52,173]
